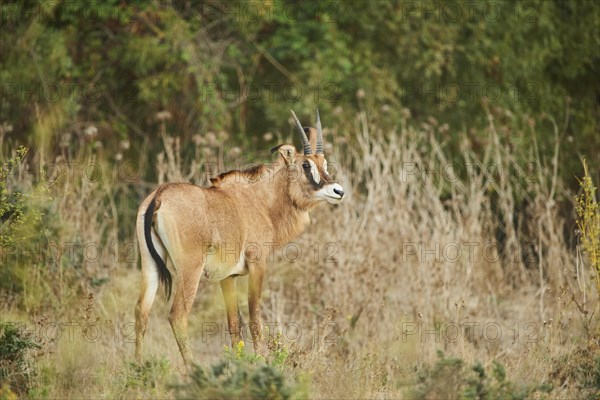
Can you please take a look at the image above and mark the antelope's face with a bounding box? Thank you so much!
[274,110,345,208]
[296,153,344,205]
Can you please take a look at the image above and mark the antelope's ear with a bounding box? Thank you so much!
[272,144,296,164]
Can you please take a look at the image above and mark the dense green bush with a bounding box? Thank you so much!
[1,1,598,185]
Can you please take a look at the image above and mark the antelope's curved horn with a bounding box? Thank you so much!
[290,110,312,155]
[316,109,324,154]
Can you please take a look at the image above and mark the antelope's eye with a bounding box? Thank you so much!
[302,162,310,169]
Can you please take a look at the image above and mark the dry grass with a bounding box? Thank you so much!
[1,109,598,399]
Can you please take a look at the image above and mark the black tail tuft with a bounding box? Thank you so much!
[144,196,172,300]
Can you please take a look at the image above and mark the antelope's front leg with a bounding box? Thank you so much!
[248,261,266,356]
[220,276,242,347]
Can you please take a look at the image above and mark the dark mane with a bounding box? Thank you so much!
[209,164,268,187]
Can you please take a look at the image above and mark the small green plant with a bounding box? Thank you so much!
[0,322,41,396]
[464,361,552,400]
[575,158,600,295]
[551,339,600,399]
[412,351,465,399]
[125,356,171,389]
[224,340,263,364]
[173,342,301,400]
[411,351,552,400]
[268,333,290,369]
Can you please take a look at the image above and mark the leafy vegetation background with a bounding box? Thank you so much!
[1,0,598,182]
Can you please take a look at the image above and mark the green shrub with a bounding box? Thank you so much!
[125,356,171,389]
[551,339,600,400]
[464,361,552,400]
[411,351,552,400]
[0,323,40,396]
[412,351,465,399]
[173,342,303,400]
[0,147,27,248]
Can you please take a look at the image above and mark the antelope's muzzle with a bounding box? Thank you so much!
[317,183,345,204]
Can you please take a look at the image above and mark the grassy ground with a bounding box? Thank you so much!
[1,110,599,399]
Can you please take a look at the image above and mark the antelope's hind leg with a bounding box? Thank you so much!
[168,257,203,366]
[135,229,166,361]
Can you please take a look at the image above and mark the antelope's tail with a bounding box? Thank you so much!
[144,196,172,300]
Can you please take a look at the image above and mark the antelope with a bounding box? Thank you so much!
[134,110,344,365]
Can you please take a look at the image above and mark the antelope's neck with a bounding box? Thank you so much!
[262,167,310,245]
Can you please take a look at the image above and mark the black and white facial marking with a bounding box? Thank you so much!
[302,159,322,188]
[303,156,344,204]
